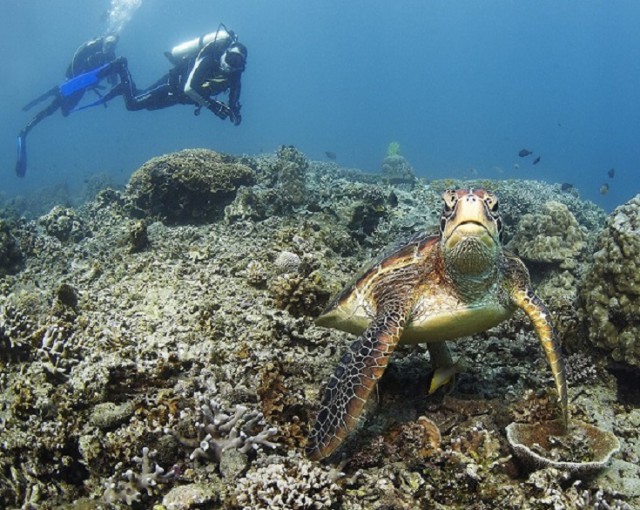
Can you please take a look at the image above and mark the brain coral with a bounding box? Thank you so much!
[125,149,256,224]
[578,194,640,369]
[508,200,586,264]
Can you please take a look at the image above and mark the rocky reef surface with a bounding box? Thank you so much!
[1,147,639,509]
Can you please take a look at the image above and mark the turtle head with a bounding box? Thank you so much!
[440,188,503,275]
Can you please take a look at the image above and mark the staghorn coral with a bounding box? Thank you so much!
[103,447,175,506]
[168,396,277,466]
[578,194,640,369]
[125,148,256,224]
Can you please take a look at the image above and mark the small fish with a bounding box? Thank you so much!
[532,156,541,165]
[600,183,610,195]
[608,167,615,179]
[560,183,575,192]
[513,163,520,170]
[518,149,533,157]
[324,151,336,160]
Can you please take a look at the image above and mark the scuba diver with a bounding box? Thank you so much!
[106,25,246,125]
[15,35,121,177]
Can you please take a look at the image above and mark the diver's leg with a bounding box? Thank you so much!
[21,98,61,136]
[16,98,60,177]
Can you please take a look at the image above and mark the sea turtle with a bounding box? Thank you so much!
[306,188,568,461]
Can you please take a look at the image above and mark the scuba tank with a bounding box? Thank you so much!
[165,25,236,64]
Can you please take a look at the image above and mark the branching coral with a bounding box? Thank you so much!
[103,447,175,505]
[168,397,277,465]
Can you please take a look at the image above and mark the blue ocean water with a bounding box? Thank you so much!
[1,0,639,211]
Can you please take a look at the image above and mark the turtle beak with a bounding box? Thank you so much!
[445,221,498,250]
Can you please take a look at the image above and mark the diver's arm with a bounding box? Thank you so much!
[183,53,214,107]
[227,73,242,125]
[228,73,241,111]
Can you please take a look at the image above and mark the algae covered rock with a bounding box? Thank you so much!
[0,219,22,274]
[508,200,586,264]
[38,205,90,242]
[381,154,417,187]
[125,148,256,224]
[578,194,640,369]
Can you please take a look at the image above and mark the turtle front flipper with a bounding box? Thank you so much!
[306,307,407,461]
[512,287,568,427]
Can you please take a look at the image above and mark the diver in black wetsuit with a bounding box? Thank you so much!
[110,27,246,125]
[15,35,120,177]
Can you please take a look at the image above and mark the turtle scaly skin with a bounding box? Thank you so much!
[306,188,568,461]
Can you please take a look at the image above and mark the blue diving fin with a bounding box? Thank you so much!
[16,133,27,178]
[58,62,113,98]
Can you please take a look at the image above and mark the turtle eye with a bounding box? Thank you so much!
[441,190,457,214]
[485,195,499,214]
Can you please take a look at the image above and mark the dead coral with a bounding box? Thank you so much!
[0,219,23,274]
[37,205,90,242]
[232,453,342,510]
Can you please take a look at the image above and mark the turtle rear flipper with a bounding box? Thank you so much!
[306,307,407,461]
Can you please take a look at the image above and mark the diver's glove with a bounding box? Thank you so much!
[207,100,230,120]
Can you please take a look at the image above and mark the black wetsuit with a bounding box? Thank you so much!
[114,40,243,122]
[21,37,117,132]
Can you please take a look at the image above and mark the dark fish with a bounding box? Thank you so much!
[560,183,575,192]
[324,151,336,160]
[608,167,615,179]
[600,183,610,195]
[532,156,541,165]
[518,149,533,157]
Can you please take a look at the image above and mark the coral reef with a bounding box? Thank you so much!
[0,220,22,274]
[168,396,277,467]
[381,155,417,187]
[0,148,637,509]
[37,205,90,243]
[508,200,587,264]
[578,194,640,369]
[103,447,175,505]
[233,453,342,509]
[125,148,256,223]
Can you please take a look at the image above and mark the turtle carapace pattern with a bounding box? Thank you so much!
[306,188,568,461]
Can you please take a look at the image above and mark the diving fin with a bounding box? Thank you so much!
[59,62,114,98]
[22,86,58,112]
[15,133,27,178]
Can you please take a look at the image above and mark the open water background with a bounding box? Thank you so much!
[1,0,639,211]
